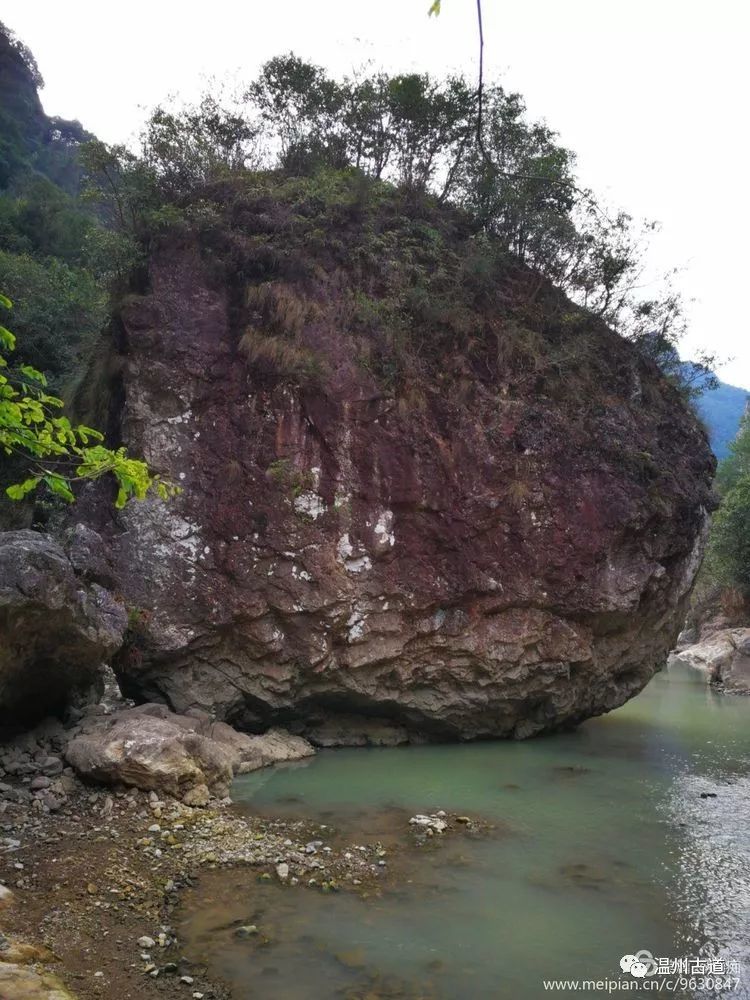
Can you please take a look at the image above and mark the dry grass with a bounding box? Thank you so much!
[240,280,326,378]
[245,281,320,337]
[239,327,323,378]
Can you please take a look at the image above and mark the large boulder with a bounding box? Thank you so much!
[65,703,313,803]
[670,628,750,692]
[78,183,715,741]
[0,530,126,727]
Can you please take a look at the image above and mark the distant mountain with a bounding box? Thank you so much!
[695,378,749,460]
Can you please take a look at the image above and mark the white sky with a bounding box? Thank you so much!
[5,0,749,386]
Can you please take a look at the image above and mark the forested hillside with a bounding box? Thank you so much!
[0,21,109,390]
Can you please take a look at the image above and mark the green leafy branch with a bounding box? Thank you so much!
[0,293,178,507]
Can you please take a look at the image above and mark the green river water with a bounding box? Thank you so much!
[178,665,750,999]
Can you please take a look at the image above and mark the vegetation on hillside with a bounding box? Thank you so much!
[710,411,750,588]
[80,53,715,400]
[689,412,750,625]
[0,22,719,512]
[0,21,109,391]
[0,22,158,511]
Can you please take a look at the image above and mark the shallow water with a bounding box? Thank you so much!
[178,666,750,999]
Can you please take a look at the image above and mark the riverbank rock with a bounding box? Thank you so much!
[78,180,715,740]
[65,704,313,801]
[669,628,750,692]
[0,963,77,1000]
[0,530,126,728]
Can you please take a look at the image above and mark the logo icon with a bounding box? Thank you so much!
[620,951,658,978]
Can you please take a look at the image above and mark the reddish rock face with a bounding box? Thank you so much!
[87,210,714,743]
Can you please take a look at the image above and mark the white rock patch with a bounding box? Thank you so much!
[373,509,396,548]
[293,491,327,519]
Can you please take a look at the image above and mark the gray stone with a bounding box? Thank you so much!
[669,627,750,692]
[38,757,63,777]
[64,522,117,588]
[0,530,127,726]
[65,704,314,803]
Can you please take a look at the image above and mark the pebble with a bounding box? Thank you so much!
[234,925,258,939]
[39,756,63,777]
[409,813,446,833]
[138,936,156,949]
[276,862,290,880]
[180,975,194,984]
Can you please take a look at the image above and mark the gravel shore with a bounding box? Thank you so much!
[0,727,485,999]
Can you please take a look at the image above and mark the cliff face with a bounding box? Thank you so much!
[83,175,715,742]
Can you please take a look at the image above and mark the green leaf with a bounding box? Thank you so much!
[428,0,441,15]
[75,424,104,444]
[19,365,47,386]
[43,474,75,503]
[0,293,12,310]
[6,477,41,500]
[0,326,16,351]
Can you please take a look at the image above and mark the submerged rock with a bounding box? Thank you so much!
[0,529,126,728]
[78,187,714,741]
[64,703,313,802]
